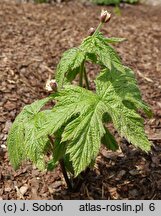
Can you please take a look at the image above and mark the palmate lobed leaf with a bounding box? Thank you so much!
[37,86,108,176]
[55,32,126,89]
[96,66,152,117]
[55,47,85,90]
[95,67,152,152]
[37,75,151,175]
[24,111,50,170]
[8,72,152,175]
[7,118,25,170]
[7,98,52,170]
[62,101,106,176]
[80,33,124,72]
[36,86,98,138]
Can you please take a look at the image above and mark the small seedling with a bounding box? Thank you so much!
[7,10,152,191]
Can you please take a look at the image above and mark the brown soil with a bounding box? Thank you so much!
[0,1,161,200]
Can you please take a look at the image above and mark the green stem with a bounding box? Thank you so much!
[59,159,73,191]
[79,61,84,87]
[79,22,104,89]
[84,67,90,90]
[48,135,73,191]
[93,22,104,36]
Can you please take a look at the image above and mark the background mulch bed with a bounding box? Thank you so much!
[0,1,161,199]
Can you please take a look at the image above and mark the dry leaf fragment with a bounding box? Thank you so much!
[20,185,28,195]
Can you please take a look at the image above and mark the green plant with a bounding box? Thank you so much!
[91,0,139,5]
[34,0,48,3]
[7,10,152,191]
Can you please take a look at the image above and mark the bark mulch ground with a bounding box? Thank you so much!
[0,1,161,200]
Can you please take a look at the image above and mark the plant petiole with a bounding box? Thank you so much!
[84,67,90,90]
[93,22,104,36]
[48,135,73,191]
[79,61,85,87]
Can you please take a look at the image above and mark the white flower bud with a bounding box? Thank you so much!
[100,10,111,23]
[88,27,95,36]
[45,79,58,92]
